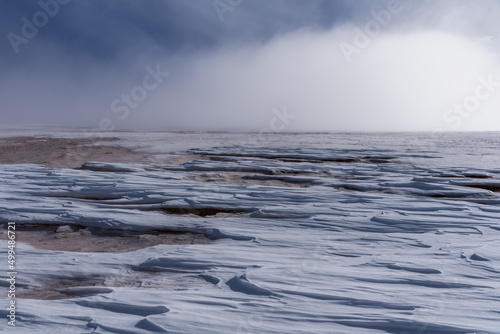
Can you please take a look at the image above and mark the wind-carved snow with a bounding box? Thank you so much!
[1,133,500,333]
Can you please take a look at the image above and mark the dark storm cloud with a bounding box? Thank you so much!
[0,0,373,64]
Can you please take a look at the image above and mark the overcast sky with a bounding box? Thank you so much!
[1,0,500,132]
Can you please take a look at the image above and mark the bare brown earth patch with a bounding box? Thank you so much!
[16,277,110,300]
[0,223,210,253]
[158,153,203,165]
[0,136,151,168]
[15,269,202,300]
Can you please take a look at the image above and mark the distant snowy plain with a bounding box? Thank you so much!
[1,131,500,333]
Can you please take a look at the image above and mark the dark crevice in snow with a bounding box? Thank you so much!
[199,152,400,165]
[157,206,253,217]
[460,184,500,192]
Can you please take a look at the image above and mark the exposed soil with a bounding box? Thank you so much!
[0,223,210,253]
[14,268,204,300]
[0,136,150,168]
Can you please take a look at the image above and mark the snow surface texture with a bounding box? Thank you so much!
[1,131,500,333]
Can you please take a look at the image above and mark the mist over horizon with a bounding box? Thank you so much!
[1,0,500,133]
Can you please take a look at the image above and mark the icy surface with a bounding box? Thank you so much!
[1,132,500,333]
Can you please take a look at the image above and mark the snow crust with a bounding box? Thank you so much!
[1,132,500,333]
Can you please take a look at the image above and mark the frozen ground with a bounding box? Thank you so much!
[1,130,500,333]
